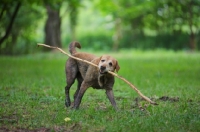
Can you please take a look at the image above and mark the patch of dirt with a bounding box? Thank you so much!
[0,127,50,132]
[159,96,179,102]
[132,97,150,112]
[0,123,82,132]
[134,95,179,103]
[0,114,18,124]
[131,96,180,113]
[69,123,82,132]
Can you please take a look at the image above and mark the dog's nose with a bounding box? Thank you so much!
[100,66,106,71]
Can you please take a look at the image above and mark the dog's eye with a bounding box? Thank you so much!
[101,60,105,62]
[109,62,112,66]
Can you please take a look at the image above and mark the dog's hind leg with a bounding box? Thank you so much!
[65,58,78,107]
[73,73,83,102]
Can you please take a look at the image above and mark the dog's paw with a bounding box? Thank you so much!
[70,104,79,110]
[65,100,71,107]
[70,106,79,110]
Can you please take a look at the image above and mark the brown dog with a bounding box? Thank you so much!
[65,41,120,109]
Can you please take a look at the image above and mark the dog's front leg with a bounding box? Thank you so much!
[106,89,117,110]
[73,81,90,109]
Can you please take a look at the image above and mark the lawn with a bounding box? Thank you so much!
[0,50,200,132]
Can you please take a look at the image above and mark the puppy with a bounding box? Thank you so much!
[65,41,120,109]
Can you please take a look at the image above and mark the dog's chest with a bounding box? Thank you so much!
[91,75,114,89]
[98,75,107,87]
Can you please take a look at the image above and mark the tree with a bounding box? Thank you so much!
[95,0,122,51]
[179,0,200,50]
[0,0,63,54]
[44,4,61,49]
[67,0,81,41]
[96,0,200,50]
[153,0,200,50]
[0,1,21,53]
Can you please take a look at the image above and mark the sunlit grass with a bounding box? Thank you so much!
[0,50,200,131]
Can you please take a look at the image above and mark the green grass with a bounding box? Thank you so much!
[0,50,200,131]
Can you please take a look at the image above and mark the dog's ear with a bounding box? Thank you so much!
[115,61,120,72]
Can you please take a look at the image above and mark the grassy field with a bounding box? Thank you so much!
[0,50,200,132]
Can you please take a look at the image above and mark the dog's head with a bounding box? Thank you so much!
[97,55,120,75]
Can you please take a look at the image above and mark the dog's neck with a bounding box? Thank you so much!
[98,74,112,87]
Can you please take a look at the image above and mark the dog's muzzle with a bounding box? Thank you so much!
[99,66,107,74]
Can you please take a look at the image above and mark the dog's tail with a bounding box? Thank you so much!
[69,41,81,55]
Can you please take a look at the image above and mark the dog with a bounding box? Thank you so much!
[65,41,120,109]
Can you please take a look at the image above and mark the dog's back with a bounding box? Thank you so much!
[67,42,97,79]
[69,41,96,58]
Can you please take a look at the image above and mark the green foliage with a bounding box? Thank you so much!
[1,0,200,55]
[63,33,113,51]
[0,51,200,131]
[78,32,113,51]
[0,0,63,55]
[13,4,46,54]
[120,33,191,50]
[0,2,46,55]
[95,0,200,50]
[68,0,81,26]
[66,31,196,51]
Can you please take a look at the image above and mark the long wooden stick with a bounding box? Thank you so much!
[37,43,158,105]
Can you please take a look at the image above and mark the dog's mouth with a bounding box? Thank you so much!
[99,69,108,75]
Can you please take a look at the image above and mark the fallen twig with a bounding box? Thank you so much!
[37,43,158,105]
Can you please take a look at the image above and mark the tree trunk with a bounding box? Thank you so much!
[44,5,61,50]
[188,0,196,50]
[112,18,122,51]
[68,1,79,41]
[70,23,76,41]
[189,32,195,50]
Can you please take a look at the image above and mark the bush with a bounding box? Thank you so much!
[62,32,114,51]
[64,31,198,51]
[120,32,191,50]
